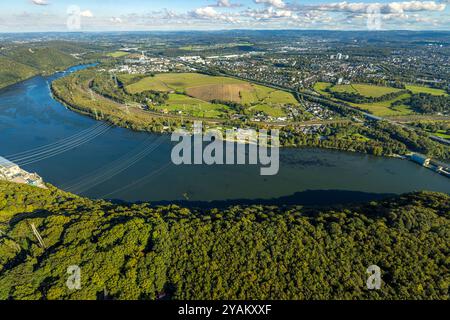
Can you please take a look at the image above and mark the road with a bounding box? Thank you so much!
[195,65,450,146]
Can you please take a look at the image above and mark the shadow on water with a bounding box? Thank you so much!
[109,189,396,209]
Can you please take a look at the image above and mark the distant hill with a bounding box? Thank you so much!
[0,46,80,89]
[0,55,38,89]
[3,47,79,75]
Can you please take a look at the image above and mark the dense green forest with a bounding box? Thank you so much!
[401,94,450,114]
[0,181,448,300]
[0,44,90,89]
[0,56,38,89]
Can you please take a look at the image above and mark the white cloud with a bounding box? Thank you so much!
[254,0,286,9]
[214,0,241,7]
[192,6,239,22]
[80,10,94,18]
[193,7,219,18]
[245,7,297,19]
[317,1,446,14]
[31,0,49,5]
[110,17,123,24]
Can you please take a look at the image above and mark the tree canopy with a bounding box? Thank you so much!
[0,181,448,300]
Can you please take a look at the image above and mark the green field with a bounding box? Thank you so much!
[156,93,229,118]
[348,93,414,116]
[313,82,419,116]
[331,84,402,97]
[107,51,130,58]
[249,104,286,117]
[125,73,298,118]
[406,85,448,96]
[313,82,450,116]
[126,73,245,94]
[313,82,332,97]
[433,130,450,139]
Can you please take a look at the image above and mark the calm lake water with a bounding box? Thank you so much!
[0,65,448,205]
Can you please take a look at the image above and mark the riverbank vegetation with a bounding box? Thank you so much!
[281,120,450,160]
[51,67,450,161]
[0,181,448,300]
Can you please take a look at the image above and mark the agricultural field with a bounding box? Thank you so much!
[313,82,332,97]
[330,83,401,97]
[434,130,450,139]
[156,93,229,118]
[125,72,299,118]
[126,73,244,94]
[249,104,286,117]
[405,85,448,96]
[107,51,130,58]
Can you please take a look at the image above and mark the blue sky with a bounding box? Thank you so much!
[0,0,449,32]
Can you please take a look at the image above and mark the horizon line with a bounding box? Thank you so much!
[1,28,450,34]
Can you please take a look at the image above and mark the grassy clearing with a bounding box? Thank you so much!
[313,81,416,117]
[255,85,298,105]
[331,84,401,98]
[313,82,332,96]
[405,85,448,96]
[156,93,228,118]
[250,104,286,117]
[349,93,414,116]
[107,51,129,58]
[433,130,450,139]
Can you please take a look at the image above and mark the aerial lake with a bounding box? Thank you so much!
[0,65,448,205]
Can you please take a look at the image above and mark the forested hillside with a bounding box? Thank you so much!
[0,46,80,89]
[0,56,38,89]
[0,181,448,300]
[2,47,79,75]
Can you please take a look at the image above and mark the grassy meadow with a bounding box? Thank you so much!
[312,82,450,116]
[125,72,298,118]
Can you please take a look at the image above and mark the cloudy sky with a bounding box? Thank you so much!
[0,0,449,32]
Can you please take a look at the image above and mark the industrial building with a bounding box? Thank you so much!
[0,156,46,188]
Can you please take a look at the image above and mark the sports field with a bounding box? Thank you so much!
[125,73,299,118]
